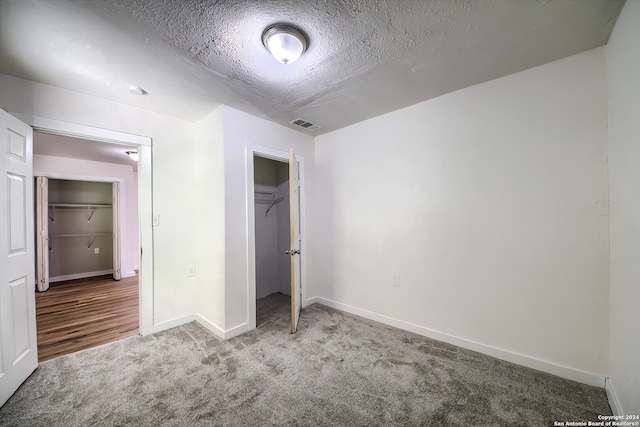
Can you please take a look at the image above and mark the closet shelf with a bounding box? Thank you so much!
[50,233,112,237]
[49,203,112,208]
[48,203,112,223]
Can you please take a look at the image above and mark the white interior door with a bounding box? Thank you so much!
[289,149,301,333]
[36,176,49,292]
[112,181,121,281]
[0,109,38,407]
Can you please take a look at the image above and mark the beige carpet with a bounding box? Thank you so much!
[0,293,611,426]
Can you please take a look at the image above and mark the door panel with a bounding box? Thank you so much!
[7,173,26,253]
[36,176,49,292]
[289,149,301,333]
[10,277,30,358]
[0,109,38,408]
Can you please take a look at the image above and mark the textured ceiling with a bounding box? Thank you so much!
[0,0,625,135]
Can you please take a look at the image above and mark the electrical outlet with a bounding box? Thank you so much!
[392,273,400,287]
[187,265,196,277]
[94,247,100,254]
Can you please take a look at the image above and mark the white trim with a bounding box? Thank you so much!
[221,322,248,340]
[306,296,319,306]
[313,297,606,388]
[151,315,195,334]
[33,171,124,184]
[152,314,247,341]
[11,114,151,146]
[50,270,114,283]
[194,314,225,339]
[122,270,136,278]
[245,143,307,331]
[16,114,154,336]
[605,377,623,415]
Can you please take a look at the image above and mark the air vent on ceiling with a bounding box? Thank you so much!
[290,118,323,132]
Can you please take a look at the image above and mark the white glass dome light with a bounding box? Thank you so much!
[262,24,307,65]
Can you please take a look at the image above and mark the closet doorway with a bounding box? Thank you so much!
[33,131,140,361]
[249,147,303,334]
[254,155,291,327]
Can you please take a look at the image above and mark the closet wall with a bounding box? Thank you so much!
[48,179,113,281]
[254,156,290,299]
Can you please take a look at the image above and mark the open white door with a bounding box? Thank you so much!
[36,176,49,292]
[112,182,121,281]
[288,149,301,333]
[0,109,38,407]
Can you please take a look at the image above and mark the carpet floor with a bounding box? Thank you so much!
[0,293,611,426]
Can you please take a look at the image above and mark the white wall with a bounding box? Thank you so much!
[192,107,226,330]
[314,48,609,380]
[222,106,314,330]
[34,154,138,278]
[605,0,640,415]
[0,74,217,327]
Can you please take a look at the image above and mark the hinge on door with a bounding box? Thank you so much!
[298,180,302,187]
[298,234,302,242]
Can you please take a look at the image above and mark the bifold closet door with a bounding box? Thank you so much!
[36,176,49,292]
[112,182,121,280]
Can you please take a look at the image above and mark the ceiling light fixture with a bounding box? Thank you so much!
[262,24,307,65]
[125,150,139,161]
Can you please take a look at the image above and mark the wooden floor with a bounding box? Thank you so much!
[36,274,139,362]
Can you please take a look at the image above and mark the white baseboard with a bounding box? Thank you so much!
[151,314,248,340]
[605,377,623,415]
[193,315,247,340]
[193,314,225,339]
[151,315,195,334]
[223,322,248,339]
[122,270,137,278]
[50,269,113,283]
[313,297,606,388]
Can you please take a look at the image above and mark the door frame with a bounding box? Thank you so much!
[13,113,154,335]
[246,144,306,331]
